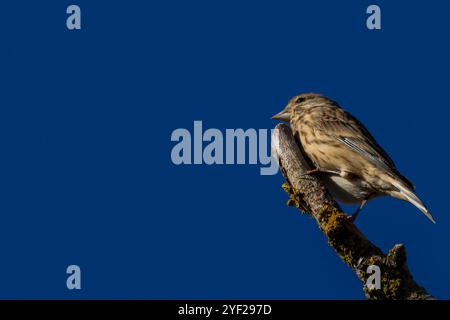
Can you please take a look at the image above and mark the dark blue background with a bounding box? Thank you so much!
[0,1,448,299]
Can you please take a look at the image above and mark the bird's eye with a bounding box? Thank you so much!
[295,97,305,104]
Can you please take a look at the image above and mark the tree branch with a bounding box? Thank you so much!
[272,123,434,300]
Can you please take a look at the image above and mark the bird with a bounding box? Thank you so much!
[272,93,435,223]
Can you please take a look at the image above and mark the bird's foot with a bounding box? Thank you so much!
[299,168,341,179]
[346,199,369,223]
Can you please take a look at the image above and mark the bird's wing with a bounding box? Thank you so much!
[313,107,414,189]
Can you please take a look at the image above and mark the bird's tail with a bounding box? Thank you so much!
[389,178,435,224]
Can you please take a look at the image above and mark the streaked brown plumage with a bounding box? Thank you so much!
[273,93,435,223]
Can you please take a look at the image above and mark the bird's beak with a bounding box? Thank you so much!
[271,109,290,122]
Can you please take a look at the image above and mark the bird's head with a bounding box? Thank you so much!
[272,93,332,121]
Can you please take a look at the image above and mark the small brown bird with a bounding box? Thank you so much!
[272,93,435,223]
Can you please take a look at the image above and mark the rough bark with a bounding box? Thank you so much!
[272,123,434,300]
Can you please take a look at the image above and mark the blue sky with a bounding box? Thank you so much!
[0,0,448,299]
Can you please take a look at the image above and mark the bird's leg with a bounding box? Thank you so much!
[299,168,341,179]
[347,199,368,223]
